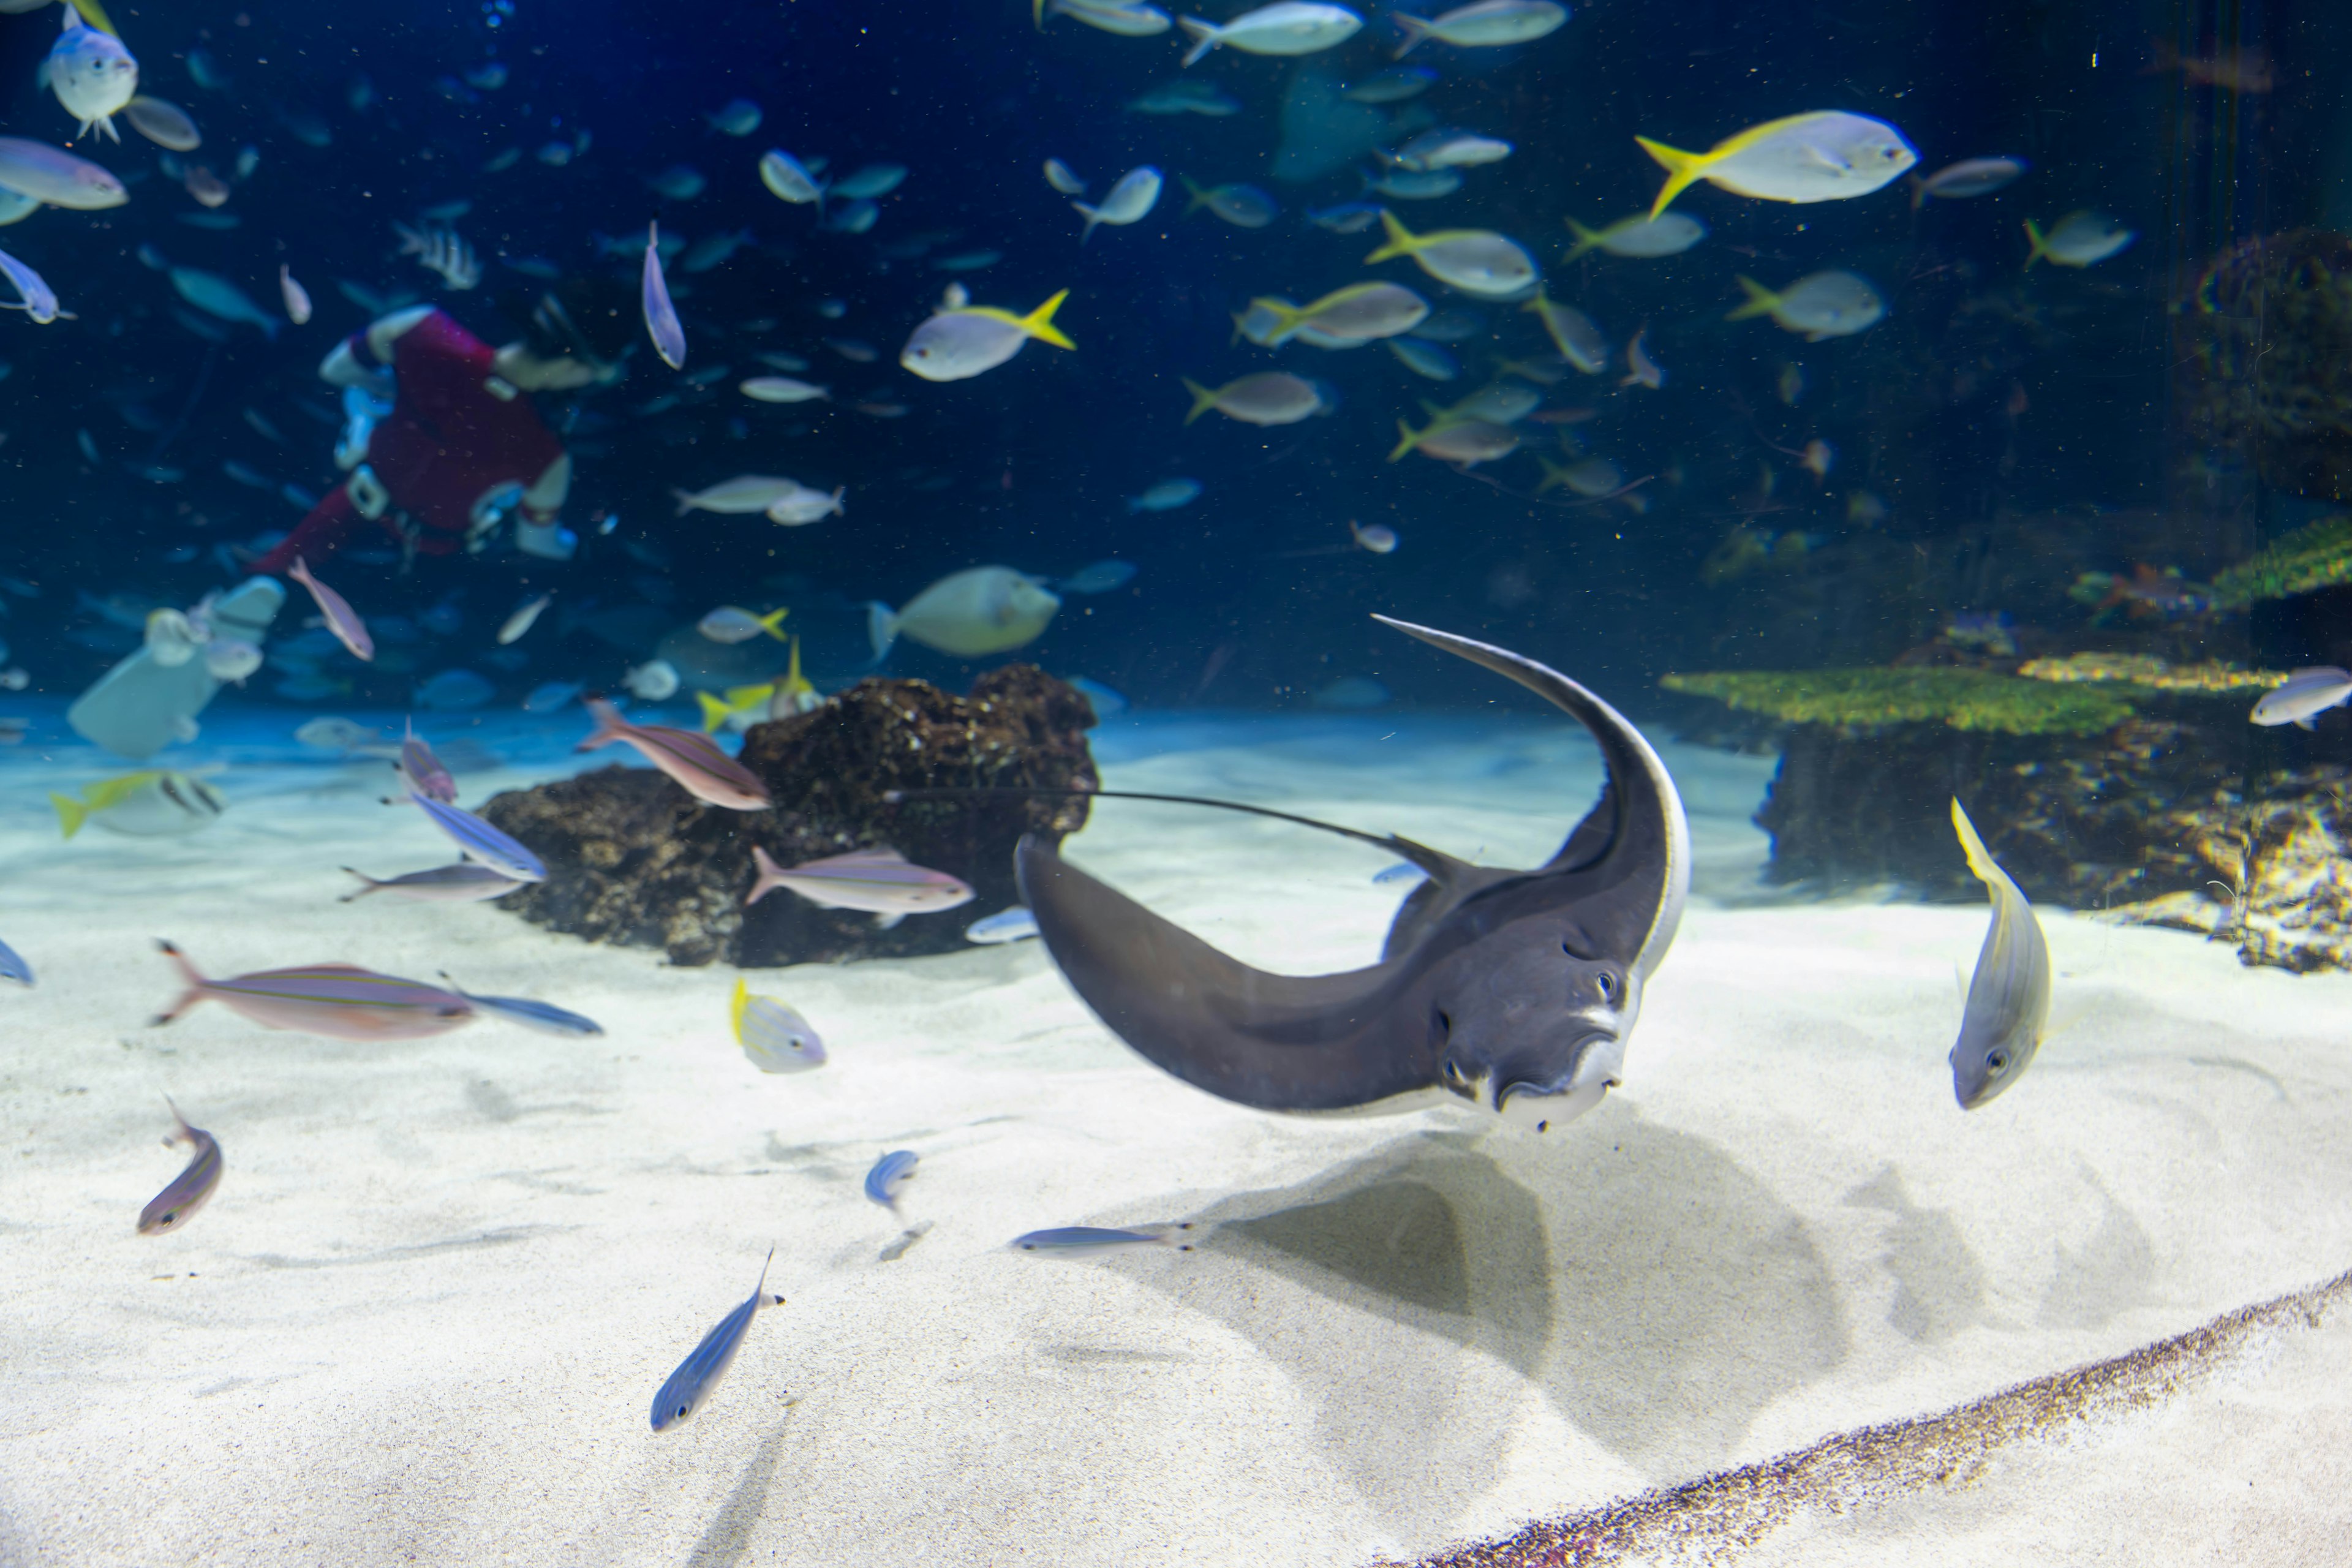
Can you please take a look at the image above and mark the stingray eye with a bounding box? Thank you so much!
[1986,1049,2010,1074]
[1595,971,1617,1003]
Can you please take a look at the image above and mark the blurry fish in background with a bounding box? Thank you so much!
[499,594,551,645]
[1180,175,1278,228]
[294,716,378,750]
[1537,456,1624,497]
[137,1099,222,1237]
[706,99,762,135]
[901,287,1075,381]
[2022,211,2135,268]
[1040,0,1172,33]
[123,94,199,151]
[288,557,374,662]
[0,134,127,208]
[394,223,481,289]
[1563,211,1706,260]
[647,164,707,200]
[2250,667,2352,730]
[578,697,773,810]
[1947,799,2051,1109]
[1352,520,1399,552]
[1385,128,1511,171]
[1183,372,1332,426]
[1390,415,1518,465]
[1074,166,1163,243]
[341,863,522,903]
[739,376,829,403]
[649,1250,783,1433]
[864,1150,918,1212]
[1127,478,1201,513]
[1365,211,1537,298]
[642,222,687,369]
[733,978,825,1072]
[869,566,1061,657]
[414,668,496,710]
[43,4,138,142]
[462,61,508,91]
[965,906,1041,944]
[277,264,311,324]
[825,336,878,361]
[680,228,753,273]
[1727,271,1885,340]
[1307,202,1383,232]
[1637,111,1917,216]
[1387,336,1458,380]
[1909,155,2027,206]
[1362,166,1461,200]
[0,249,66,324]
[52,770,225,838]
[765,482,844,526]
[523,680,583,714]
[1391,0,1566,56]
[697,605,792,643]
[821,197,880,234]
[1621,328,1664,389]
[170,265,279,336]
[1127,79,1240,116]
[2147,39,2273,93]
[1247,281,1428,345]
[1044,158,1087,194]
[675,476,813,516]
[832,163,907,200]
[1177,2,1362,66]
[1343,64,1436,102]
[624,659,682,701]
[758,149,827,207]
[1058,560,1138,594]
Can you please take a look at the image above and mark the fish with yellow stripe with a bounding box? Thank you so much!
[696,639,821,733]
[51,770,226,839]
[1947,798,2050,1109]
[1635,111,1916,218]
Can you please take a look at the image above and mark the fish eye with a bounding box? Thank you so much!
[1986,1050,2010,1073]
[676,1403,691,1419]
[1595,971,1616,1002]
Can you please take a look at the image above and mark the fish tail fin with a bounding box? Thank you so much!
[1949,798,2016,897]
[1562,219,1602,259]
[758,607,791,641]
[49,793,88,840]
[1020,289,1076,350]
[1390,12,1432,57]
[1033,0,1046,26]
[68,0,118,36]
[1072,200,1102,245]
[151,940,208,1025]
[1363,208,1417,264]
[1535,456,1567,492]
[1725,275,1779,320]
[671,488,699,516]
[1177,16,1219,66]
[1181,377,1219,426]
[1388,419,1423,462]
[746,845,785,907]
[339,867,382,902]
[2022,219,2048,268]
[1250,296,1307,345]
[696,693,734,734]
[1907,174,1928,211]
[867,601,898,661]
[1634,135,1708,219]
[786,636,805,690]
[1180,174,1208,213]
[730,975,751,1038]
[577,696,628,752]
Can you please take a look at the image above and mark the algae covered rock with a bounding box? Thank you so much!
[2103,773,2352,974]
[478,665,1096,967]
[1661,666,2133,736]
[2211,515,2352,608]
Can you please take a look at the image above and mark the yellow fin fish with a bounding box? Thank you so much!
[1635,111,1917,218]
[1948,798,2051,1110]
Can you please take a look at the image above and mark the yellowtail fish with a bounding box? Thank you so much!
[1243,281,1427,345]
[1390,0,1564,56]
[287,555,374,662]
[341,863,522,903]
[51,769,226,839]
[1948,799,2050,1109]
[1389,416,1519,465]
[650,1250,783,1432]
[746,845,974,919]
[732,977,825,1072]
[1637,111,1917,217]
[138,1098,222,1235]
[151,941,476,1041]
[899,287,1074,382]
[578,697,772,810]
[1363,209,1537,298]
[698,643,820,733]
[697,605,791,643]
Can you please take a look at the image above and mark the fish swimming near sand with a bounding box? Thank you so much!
[341,863,523,903]
[578,696,772,810]
[650,1249,783,1433]
[51,770,226,839]
[864,1150,919,1210]
[965,906,1041,944]
[405,790,548,883]
[0,937,30,986]
[397,722,459,804]
[1013,617,1689,1133]
[733,977,825,1071]
[1948,798,2050,1110]
[1012,1226,1193,1252]
[440,974,605,1037]
[747,845,974,919]
[138,1098,223,1236]
[151,941,477,1041]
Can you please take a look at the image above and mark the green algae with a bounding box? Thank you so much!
[2212,516,2352,607]
[1662,668,2133,736]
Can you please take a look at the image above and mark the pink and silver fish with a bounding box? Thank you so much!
[341,862,523,902]
[746,845,974,916]
[578,696,771,810]
[287,555,374,662]
[396,720,458,803]
[139,1097,224,1235]
[150,940,476,1040]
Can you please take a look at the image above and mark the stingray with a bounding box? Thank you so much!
[1014,617,1692,1135]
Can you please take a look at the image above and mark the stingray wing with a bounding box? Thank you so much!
[1018,836,1438,1112]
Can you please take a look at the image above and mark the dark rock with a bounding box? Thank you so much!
[478,665,1096,967]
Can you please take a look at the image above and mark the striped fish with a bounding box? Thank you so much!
[287,556,375,662]
[746,845,973,917]
[731,977,824,1071]
[0,937,30,986]
[407,790,548,883]
[650,1250,782,1433]
[863,1150,918,1210]
[151,941,476,1041]
[342,863,522,903]
[397,721,458,804]
[139,1097,224,1235]
[578,697,771,811]
[1012,1226,1194,1253]
[441,974,605,1037]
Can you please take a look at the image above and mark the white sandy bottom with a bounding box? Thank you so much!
[2,711,2350,1567]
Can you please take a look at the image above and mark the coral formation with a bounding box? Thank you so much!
[2102,771,2352,973]
[1661,667,2132,735]
[2211,514,2352,606]
[2018,653,2282,692]
[480,666,1097,967]
[2183,229,2352,500]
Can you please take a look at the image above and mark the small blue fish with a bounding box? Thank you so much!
[1066,676,1128,718]
[522,680,584,714]
[0,937,32,986]
[139,1098,224,1237]
[1308,202,1384,233]
[1012,1226,1193,1253]
[415,668,495,709]
[650,1249,783,1433]
[642,222,687,371]
[1386,336,1459,381]
[964,906,1040,944]
[442,975,605,1037]
[864,1150,918,1212]
[1059,560,1137,595]
[1372,862,1427,887]
[406,790,548,883]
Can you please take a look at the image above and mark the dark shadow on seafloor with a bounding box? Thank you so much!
[682,1415,794,1568]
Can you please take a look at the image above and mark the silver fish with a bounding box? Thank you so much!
[650,1250,783,1432]
[864,1150,918,1210]
[2250,666,2352,729]
[1011,1226,1193,1252]
[642,221,687,370]
[138,1098,224,1235]
[341,864,522,903]
[1948,799,2050,1110]
[440,975,605,1037]
[963,907,1040,944]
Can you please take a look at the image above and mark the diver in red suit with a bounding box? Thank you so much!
[252,304,603,575]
